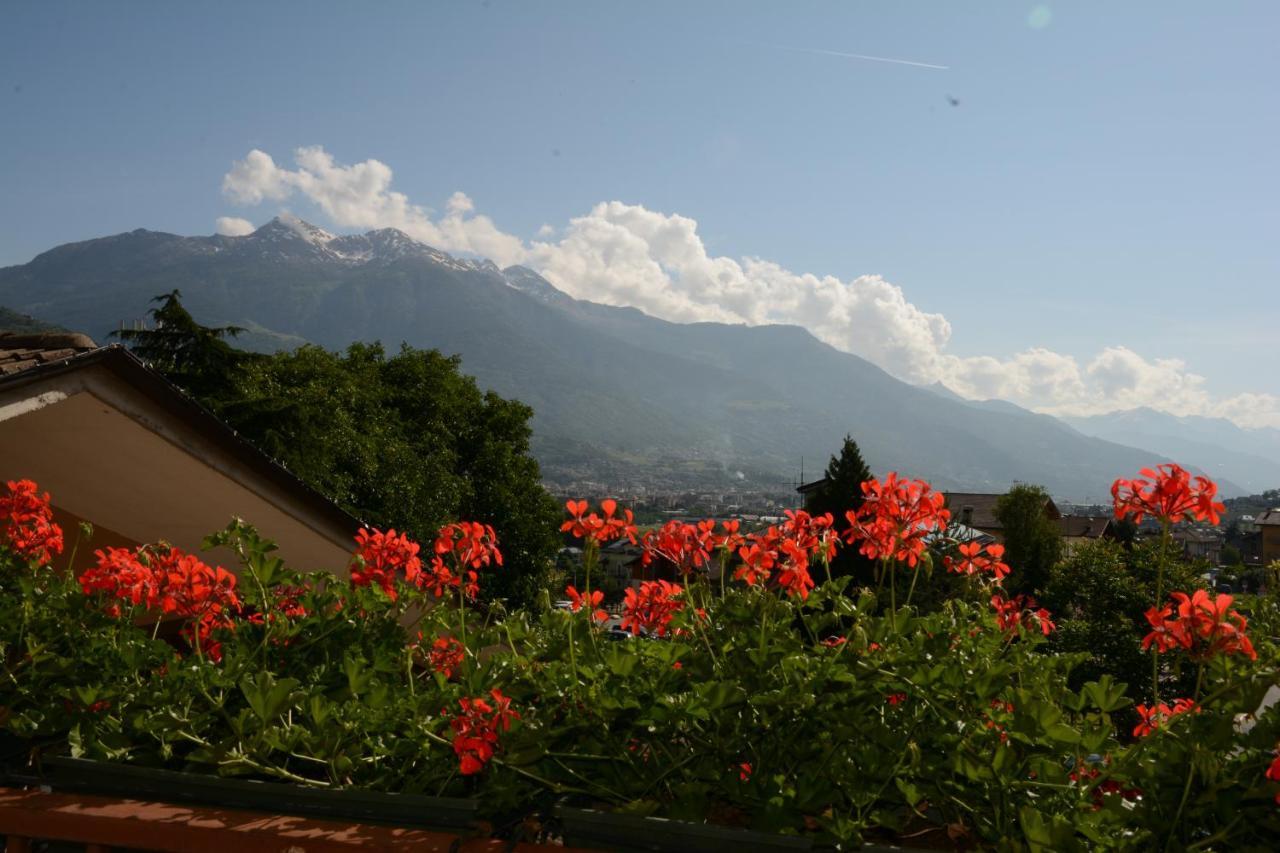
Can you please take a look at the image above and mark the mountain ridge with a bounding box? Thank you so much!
[0,218,1254,500]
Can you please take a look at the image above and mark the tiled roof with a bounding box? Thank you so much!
[1058,516,1112,538]
[942,493,1005,529]
[1257,509,1280,527]
[943,492,1063,529]
[0,332,99,376]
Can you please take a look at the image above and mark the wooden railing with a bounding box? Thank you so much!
[0,785,578,853]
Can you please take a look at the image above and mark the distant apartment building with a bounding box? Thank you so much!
[1258,509,1280,565]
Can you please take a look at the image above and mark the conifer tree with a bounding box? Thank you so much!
[804,435,876,583]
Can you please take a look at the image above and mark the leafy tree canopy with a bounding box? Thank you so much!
[118,293,561,608]
[994,484,1063,597]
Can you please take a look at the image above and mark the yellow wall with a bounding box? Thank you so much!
[1263,526,1280,565]
[49,503,141,575]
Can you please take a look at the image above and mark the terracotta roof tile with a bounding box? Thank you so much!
[0,332,98,376]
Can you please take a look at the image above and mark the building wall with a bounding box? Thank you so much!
[1263,526,1280,566]
[49,503,140,574]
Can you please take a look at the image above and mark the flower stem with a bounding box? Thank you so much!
[1164,663,1206,851]
[1153,520,1171,706]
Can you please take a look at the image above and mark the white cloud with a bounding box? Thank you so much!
[222,146,1280,430]
[222,147,526,265]
[214,216,255,237]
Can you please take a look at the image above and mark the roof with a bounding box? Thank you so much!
[1058,516,1112,539]
[0,331,98,376]
[943,491,1062,529]
[795,478,829,495]
[1173,528,1220,544]
[0,340,361,539]
[1257,509,1280,527]
[942,493,1004,528]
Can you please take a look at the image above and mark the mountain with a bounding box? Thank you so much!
[0,218,1225,500]
[0,305,65,334]
[1063,408,1280,495]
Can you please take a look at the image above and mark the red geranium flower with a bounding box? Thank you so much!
[642,520,714,576]
[844,473,949,568]
[1111,464,1224,526]
[434,521,502,570]
[1,479,64,565]
[350,528,423,601]
[448,688,519,776]
[1266,748,1280,804]
[709,519,745,554]
[738,762,753,781]
[80,544,240,662]
[1133,698,1197,737]
[421,521,501,602]
[945,541,1010,582]
[1142,589,1256,661]
[734,539,777,587]
[561,499,638,547]
[426,636,465,679]
[621,579,685,637]
[732,511,835,599]
[991,593,1056,637]
[565,584,608,622]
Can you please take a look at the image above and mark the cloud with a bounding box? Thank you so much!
[221,147,526,265]
[222,146,1280,430]
[214,216,255,237]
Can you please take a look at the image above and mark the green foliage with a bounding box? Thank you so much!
[117,294,560,608]
[4,516,1280,849]
[995,485,1064,596]
[1042,541,1155,701]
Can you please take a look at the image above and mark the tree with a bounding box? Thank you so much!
[112,291,252,400]
[117,295,561,609]
[994,484,1063,596]
[1041,539,1151,696]
[803,435,876,584]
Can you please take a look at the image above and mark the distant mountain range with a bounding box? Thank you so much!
[2,217,1274,500]
[1060,408,1280,496]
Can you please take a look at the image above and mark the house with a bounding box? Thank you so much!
[1172,527,1223,565]
[598,540,644,588]
[0,333,359,575]
[941,492,1062,543]
[795,478,830,504]
[1058,516,1115,552]
[1258,509,1280,566]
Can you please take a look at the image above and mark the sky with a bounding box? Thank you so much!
[2,1,1277,427]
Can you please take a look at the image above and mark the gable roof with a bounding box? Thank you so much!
[796,478,830,495]
[1058,516,1112,539]
[0,339,361,567]
[1255,509,1280,527]
[942,493,1003,528]
[943,491,1061,529]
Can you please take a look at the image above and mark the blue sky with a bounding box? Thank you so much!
[2,2,1276,424]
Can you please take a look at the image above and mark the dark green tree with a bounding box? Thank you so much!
[112,290,252,399]
[994,484,1063,596]
[117,295,560,609]
[1041,540,1151,696]
[803,435,876,584]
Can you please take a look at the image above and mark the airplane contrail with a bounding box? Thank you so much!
[769,44,949,70]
